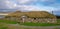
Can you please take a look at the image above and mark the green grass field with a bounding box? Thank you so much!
[0,20,17,24]
[0,20,17,29]
[0,19,60,26]
[0,19,60,29]
[19,22,60,26]
[57,19,60,24]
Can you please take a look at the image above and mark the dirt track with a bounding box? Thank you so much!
[7,24,60,29]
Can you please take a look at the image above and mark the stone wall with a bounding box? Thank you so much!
[4,16,57,23]
[19,17,57,23]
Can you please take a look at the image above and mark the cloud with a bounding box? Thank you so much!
[0,0,60,16]
[5,0,17,9]
[15,5,56,12]
[17,0,31,4]
[0,0,60,12]
[15,0,56,5]
[40,0,55,2]
[16,0,56,4]
[0,0,56,8]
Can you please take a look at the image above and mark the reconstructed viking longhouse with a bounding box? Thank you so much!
[5,11,57,23]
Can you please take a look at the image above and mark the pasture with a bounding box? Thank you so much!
[0,19,60,29]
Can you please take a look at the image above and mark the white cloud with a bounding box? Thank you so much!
[15,5,56,12]
[40,0,55,2]
[5,0,10,4]
[5,0,17,9]
[16,0,56,4]
[15,0,38,5]
[0,0,60,15]
[0,0,58,12]
[3,0,56,8]
[4,0,56,11]
[17,0,31,4]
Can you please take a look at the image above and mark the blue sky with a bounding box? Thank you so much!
[0,0,60,16]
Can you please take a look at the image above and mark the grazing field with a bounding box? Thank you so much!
[19,22,60,26]
[0,23,60,29]
[0,23,8,29]
[0,19,60,26]
[0,20,17,24]
[57,19,60,24]
[0,19,60,29]
[0,19,17,29]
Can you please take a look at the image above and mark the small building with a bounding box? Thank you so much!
[5,11,57,23]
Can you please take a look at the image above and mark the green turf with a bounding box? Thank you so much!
[0,27,7,29]
[19,22,60,26]
[0,23,8,29]
[57,19,60,23]
[0,20,17,24]
[0,19,60,26]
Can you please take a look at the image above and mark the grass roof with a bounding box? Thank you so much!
[6,11,56,18]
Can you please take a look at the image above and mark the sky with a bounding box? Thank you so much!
[0,0,60,16]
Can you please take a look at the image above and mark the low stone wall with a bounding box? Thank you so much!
[19,18,57,23]
[4,17,57,23]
